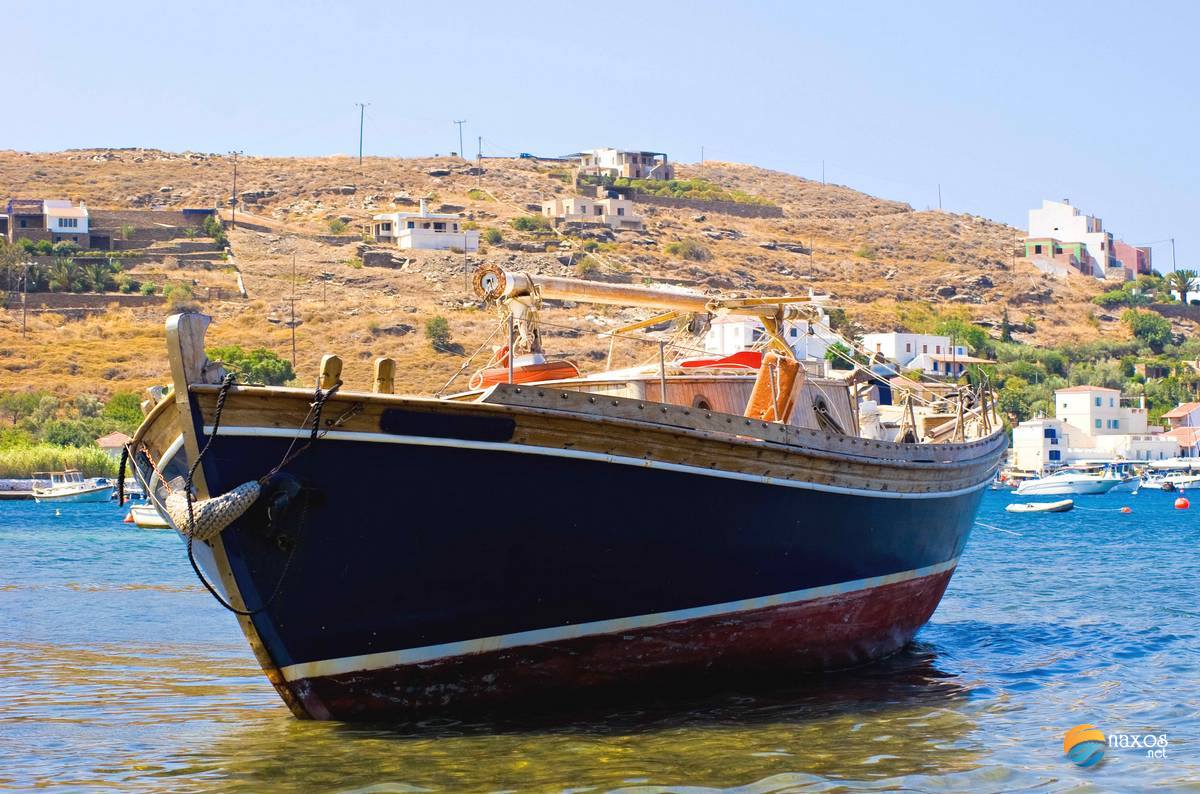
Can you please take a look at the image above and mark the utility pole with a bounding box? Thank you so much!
[229,150,243,229]
[477,135,482,161]
[701,145,705,164]
[356,102,369,167]
[453,120,467,159]
[1171,237,1177,272]
[821,160,825,185]
[290,253,297,368]
[938,183,942,211]
[21,261,29,338]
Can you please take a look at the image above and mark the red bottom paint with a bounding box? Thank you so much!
[291,568,956,720]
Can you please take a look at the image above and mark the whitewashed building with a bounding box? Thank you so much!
[1026,199,1120,279]
[571,149,673,180]
[1010,385,1178,472]
[370,199,479,251]
[703,312,836,363]
[542,195,643,231]
[44,200,89,236]
[858,332,989,376]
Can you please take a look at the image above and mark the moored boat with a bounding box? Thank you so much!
[125,504,170,529]
[32,470,115,503]
[1015,466,1122,496]
[125,268,1007,720]
[1005,498,1074,513]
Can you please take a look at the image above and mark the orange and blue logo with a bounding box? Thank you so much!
[1064,724,1106,768]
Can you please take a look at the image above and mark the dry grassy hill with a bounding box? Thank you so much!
[0,148,1144,398]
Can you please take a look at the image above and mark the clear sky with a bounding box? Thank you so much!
[8,0,1199,268]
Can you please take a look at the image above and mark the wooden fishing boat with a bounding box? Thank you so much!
[124,266,1006,721]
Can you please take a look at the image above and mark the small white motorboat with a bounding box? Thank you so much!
[33,470,115,503]
[1006,499,1074,513]
[125,504,170,529]
[1015,467,1121,496]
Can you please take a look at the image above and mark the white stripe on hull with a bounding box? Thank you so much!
[278,558,959,681]
[202,425,993,501]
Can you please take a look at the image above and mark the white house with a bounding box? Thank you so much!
[572,149,673,180]
[1162,402,1200,429]
[860,333,967,366]
[858,332,988,376]
[542,195,643,231]
[1010,385,1178,472]
[1026,199,1118,279]
[44,200,89,235]
[703,312,835,363]
[370,199,479,251]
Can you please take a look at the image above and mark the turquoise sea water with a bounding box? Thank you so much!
[1,490,1197,792]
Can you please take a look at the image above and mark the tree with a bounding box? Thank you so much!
[1122,309,1172,353]
[824,341,866,370]
[207,345,295,385]
[84,261,114,292]
[0,391,43,425]
[1166,269,1198,303]
[103,392,144,429]
[47,259,81,292]
[1000,308,1013,343]
[425,316,452,351]
[484,228,503,245]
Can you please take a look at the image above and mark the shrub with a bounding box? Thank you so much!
[425,315,452,350]
[510,215,551,232]
[207,345,295,385]
[854,244,876,260]
[347,257,363,269]
[140,282,158,296]
[328,218,348,234]
[120,225,135,240]
[574,256,600,277]
[163,283,197,312]
[664,239,712,262]
[102,392,144,429]
[0,443,116,478]
[466,188,492,201]
[1122,309,1172,353]
[484,228,503,245]
[581,239,600,253]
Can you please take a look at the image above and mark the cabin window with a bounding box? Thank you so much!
[406,221,415,229]
[617,207,625,216]
[433,222,446,231]
[790,328,798,338]
[1049,450,1061,461]
[692,395,712,410]
[1043,428,1056,439]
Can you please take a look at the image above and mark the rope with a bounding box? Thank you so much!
[182,374,332,618]
[976,520,1022,537]
[117,445,129,507]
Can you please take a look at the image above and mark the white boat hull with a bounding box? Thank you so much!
[1006,499,1074,513]
[34,485,115,503]
[128,504,171,529]
[1015,478,1118,496]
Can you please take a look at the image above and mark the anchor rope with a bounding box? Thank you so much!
[181,374,337,617]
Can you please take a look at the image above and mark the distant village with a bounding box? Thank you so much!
[3,147,1199,471]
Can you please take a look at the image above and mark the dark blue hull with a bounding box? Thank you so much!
[185,426,987,718]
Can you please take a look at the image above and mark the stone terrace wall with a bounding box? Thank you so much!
[633,193,784,219]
